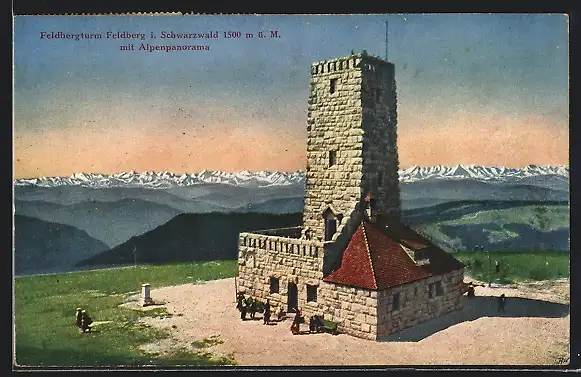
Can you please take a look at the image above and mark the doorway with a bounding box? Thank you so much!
[287,282,298,313]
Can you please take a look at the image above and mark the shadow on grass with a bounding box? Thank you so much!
[14,344,231,368]
[14,345,151,368]
[380,296,569,342]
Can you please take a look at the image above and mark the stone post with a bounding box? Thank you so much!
[140,283,153,307]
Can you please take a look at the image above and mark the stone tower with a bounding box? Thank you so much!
[302,52,401,242]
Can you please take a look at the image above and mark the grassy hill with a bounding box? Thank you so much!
[403,201,569,252]
[14,260,238,367]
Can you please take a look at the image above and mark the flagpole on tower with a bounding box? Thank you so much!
[385,19,388,61]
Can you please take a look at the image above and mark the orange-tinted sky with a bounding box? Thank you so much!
[13,14,569,179]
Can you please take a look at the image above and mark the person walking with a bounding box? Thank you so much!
[263,299,271,325]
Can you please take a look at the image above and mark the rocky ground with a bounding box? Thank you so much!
[136,276,570,366]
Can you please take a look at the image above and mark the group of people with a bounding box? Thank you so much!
[236,293,277,324]
[75,307,93,333]
[236,293,257,321]
[236,292,293,326]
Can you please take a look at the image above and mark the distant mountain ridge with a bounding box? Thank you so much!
[13,165,569,189]
[399,165,569,183]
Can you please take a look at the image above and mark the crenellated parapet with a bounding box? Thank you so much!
[311,53,394,76]
[238,232,323,260]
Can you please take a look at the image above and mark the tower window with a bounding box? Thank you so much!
[270,277,280,294]
[378,172,384,187]
[435,281,444,296]
[376,88,381,101]
[328,150,337,167]
[307,284,317,302]
[392,292,400,311]
[330,78,338,94]
[324,218,337,241]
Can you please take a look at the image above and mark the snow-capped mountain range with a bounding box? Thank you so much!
[13,165,569,189]
[398,164,569,183]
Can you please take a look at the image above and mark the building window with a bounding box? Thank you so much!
[378,172,384,187]
[270,277,280,294]
[428,281,443,298]
[324,218,337,241]
[392,292,400,311]
[376,88,381,102]
[414,286,418,297]
[330,78,338,94]
[435,281,444,296]
[307,285,318,302]
[329,150,337,167]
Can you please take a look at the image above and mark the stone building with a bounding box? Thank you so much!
[236,52,465,340]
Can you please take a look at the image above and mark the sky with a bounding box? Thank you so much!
[13,14,569,179]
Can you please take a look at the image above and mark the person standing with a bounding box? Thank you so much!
[498,294,506,314]
[240,300,247,321]
[277,306,286,322]
[75,308,83,328]
[467,282,475,297]
[290,309,302,335]
[80,310,93,333]
[263,299,271,325]
[249,297,257,320]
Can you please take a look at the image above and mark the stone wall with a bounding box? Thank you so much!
[237,232,324,316]
[302,53,401,243]
[318,282,378,340]
[238,229,465,340]
[376,268,465,338]
[360,59,401,219]
[303,55,366,242]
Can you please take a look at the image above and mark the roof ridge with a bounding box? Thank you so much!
[361,221,378,289]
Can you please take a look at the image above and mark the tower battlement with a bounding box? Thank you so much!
[311,53,393,76]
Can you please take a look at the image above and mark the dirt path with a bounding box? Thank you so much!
[139,277,570,366]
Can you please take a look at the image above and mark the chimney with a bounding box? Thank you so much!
[364,192,377,223]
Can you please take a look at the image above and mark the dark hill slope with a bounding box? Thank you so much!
[14,215,109,275]
[76,212,302,267]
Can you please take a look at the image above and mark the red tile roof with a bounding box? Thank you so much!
[323,219,465,290]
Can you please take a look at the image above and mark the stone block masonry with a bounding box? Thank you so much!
[303,54,401,243]
[376,269,465,338]
[237,232,325,317]
[318,282,379,340]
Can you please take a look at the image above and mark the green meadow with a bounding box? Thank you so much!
[455,250,569,284]
[14,261,237,367]
[412,203,569,251]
